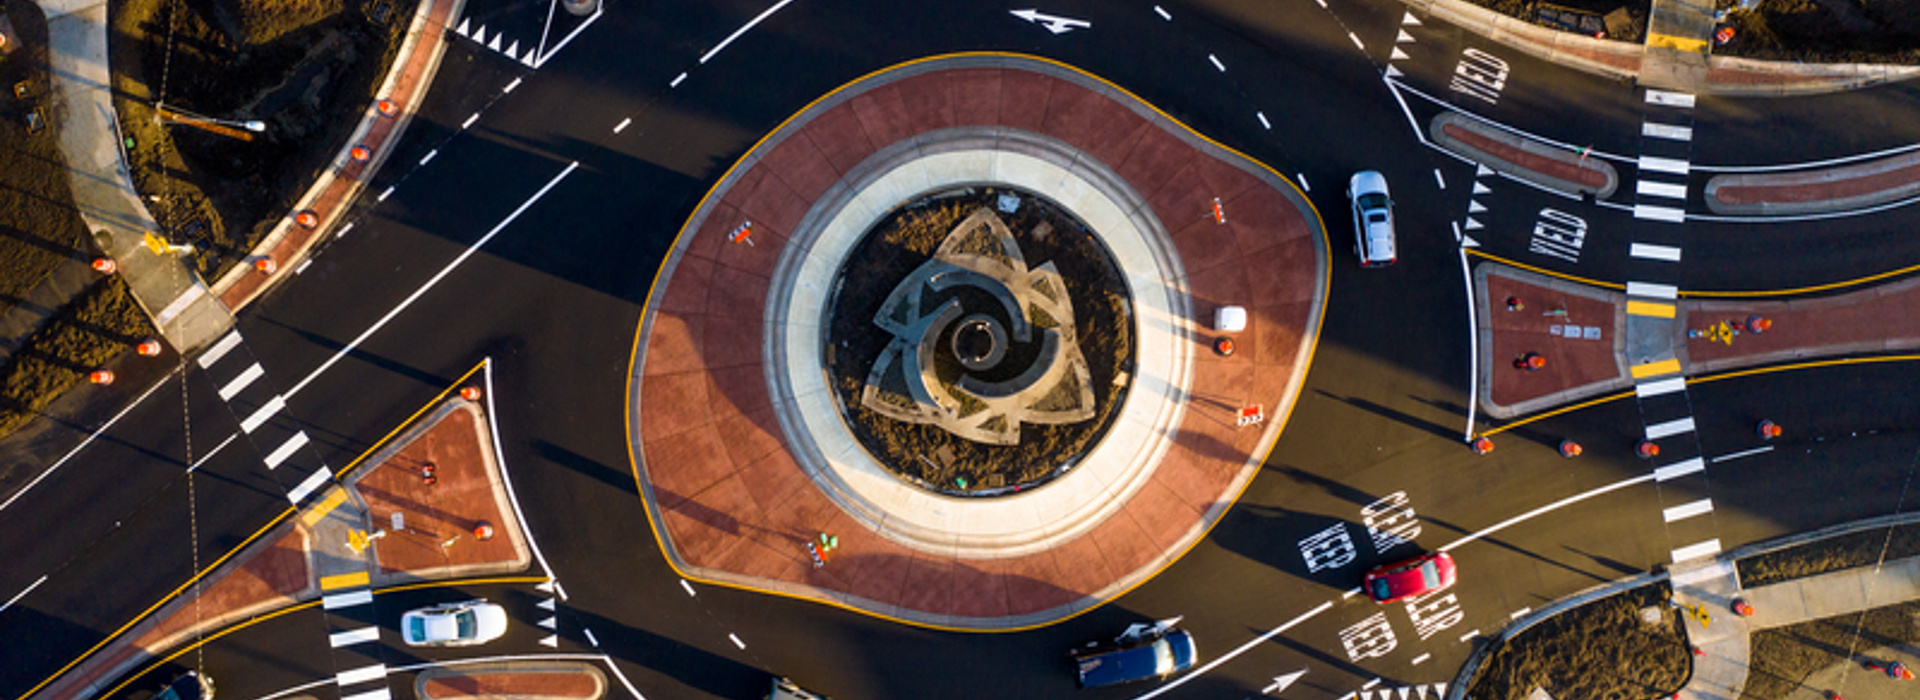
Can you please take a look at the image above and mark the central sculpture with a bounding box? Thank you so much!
[861,207,1097,446]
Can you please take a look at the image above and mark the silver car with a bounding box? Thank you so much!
[401,599,509,647]
[1347,171,1397,267]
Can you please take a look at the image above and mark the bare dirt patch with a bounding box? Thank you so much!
[1743,601,1920,700]
[1718,0,1920,64]
[1737,524,1920,588]
[1455,0,1651,43]
[1468,583,1693,700]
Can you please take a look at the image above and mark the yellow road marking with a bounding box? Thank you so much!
[1631,358,1683,378]
[1649,33,1709,54]
[320,571,370,591]
[299,487,347,527]
[1626,300,1676,318]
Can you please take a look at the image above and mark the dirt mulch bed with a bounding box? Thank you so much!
[826,188,1133,495]
[1456,0,1651,44]
[1469,584,1693,700]
[0,275,155,438]
[1737,524,1920,588]
[1743,601,1920,700]
[108,0,419,280]
[1717,0,1920,65]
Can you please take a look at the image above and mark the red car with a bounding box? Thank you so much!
[1363,552,1457,604]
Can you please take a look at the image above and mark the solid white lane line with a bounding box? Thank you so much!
[461,113,480,129]
[1712,445,1775,463]
[1636,377,1687,398]
[1642,122,1693,141]
[1638,156,1691,175]
[1634,204,1686,222]
[1630,243,1682,261]
[1439,473,1655,552]
[217,363,265,401]
[1645,89,1696,108]
[187,433,239,474]
[262,431,310,470]
[699,0,798,64]
[287,465,333,505]
[1654,457,1706,481]
[1133,602,1333,700]
[322,590,374,610]
[1510,607,1532,619]
[504,77,523,93]
[728,633,746,649]
[613,118,631,133]
[330,627,381,647]
[1208,54,1226,72]
[287,162,579,399]
[1637,180,1688,200]
[1627,281,1679,299]
[1671,539,1722,562]
[336,664,386,686]
[1,574,48,613]
[1663,498,1714,523]
[1646,417,1697,440]
[240,395,287,433]
[199,332,244,368]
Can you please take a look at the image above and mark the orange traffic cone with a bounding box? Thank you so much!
[254,257,278,274]
[1471,437,1495,455]
[350,145,371,162]
[295,210,319,228]
[91,257,117,274]
[473,521,495,540]
[136,339,163,356]
[1758,420,1782,440]
[89,369,115,385]
[1559,440,1583,458]
[1637,440,1660,459]
[377,99,399,117]
[460,386,482,400]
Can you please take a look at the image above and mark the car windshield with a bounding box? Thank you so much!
[1420,561,1441,589]
[1357,193,1389,209]
[408,617,427,641]
[455,609,477,639]
[1371,577,1393,599]
[1152,638,1175,675]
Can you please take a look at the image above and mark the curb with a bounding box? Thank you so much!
[1431,113,1618,199]
[1704,149,1920,216]
[1474,262,1631,420]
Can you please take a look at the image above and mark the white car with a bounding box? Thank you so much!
[1347,171,1397,267]
[401,599,509,647]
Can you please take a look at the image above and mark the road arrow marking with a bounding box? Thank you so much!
[1403,11,1423,25]
[1010,8,1092,34]
[539,634,558,648]
[1265,669,1308,695]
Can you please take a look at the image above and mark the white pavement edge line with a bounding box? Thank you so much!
[287,162,579,399]
[485,360,559,583]
[698,0,797,64]
[1712,445,1774,463]
[534,7,603,69]
[1,574,49,613]
[0,369,179,514]
[1439,473,1656,553]
[1131,601,1334,700]
[1459,246,1478,440]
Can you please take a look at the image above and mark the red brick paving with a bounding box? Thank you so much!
[356,407,520,574]
[1486,272,1620,409]
[1685,277,1920,368]
[131,528,309,652]
[422,672,600,699]
[1711,157,1920,205]
[635,61,1321,622]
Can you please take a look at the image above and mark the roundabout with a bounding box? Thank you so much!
[628,54,1329,628]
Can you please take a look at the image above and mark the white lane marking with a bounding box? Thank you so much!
[336,222,355,239]
[217,363,265,401]
[613,118,631,133]
[1645,89,1696,108]
[1208,54,1226,72]
[1630,243,1682,261]
[670,72,687,87]
[1671,560,1734,586]
[341,690,390,700]
[483,362,560,583]
[1434,169,1446,189]
[584,628,600,647]
[1655,457,1706,481]
[377,186,395,202]
[1643,122,1693,141]
[420,149,438,165]
[322,590,374,609]
[1257,111,1271,129]
[699,0,798,64]
[1633,204,1686,222]
[154,284,206,326]
[1298,174,1310,192]
[1712,445,1774,463]
[729,633,746,649]
[1154,5,1171,20]
[240,395,287,433]
[330,627,380,648]
[1663,498,1714,523]
[337,664,387,686]
[1627,281,1679,299]
[461,112,480,129]
[287,163,579,399]
[1342,586,1362,600]
[504,77,523,93]
[1348,32,1365,50]
[294,259,313,275]
[262,431,310,470]
[1412,653,1431,665]
[1439,474,1655,553]
[1361,678,1383,690]
[1636,377,1687,398]
[1510,607,1532,619]
[1671,539,1722,562]
[1458,629,1480,642]
[680,579,697,597]
[287,465,333,505]
[1646,417,1697,440]
[1133,602,1333,700]
[1638,155,1691,175]
[1,574,48,613]
[187,433,239,474]
[1637,180,1688,200]
[199,332,244,368]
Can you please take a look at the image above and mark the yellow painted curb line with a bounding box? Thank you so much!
[1649,33,1709,54]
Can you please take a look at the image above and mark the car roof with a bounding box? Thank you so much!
[1350,170,1389,197]
[1077,629,1193,687]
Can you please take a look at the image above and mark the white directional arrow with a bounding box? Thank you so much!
[538,616,558,630]
[537,598,556,611]
[1403,11,1423,25]
[1010,8,1092,34]
[1264,669,1308,695]
[539,634,558,648]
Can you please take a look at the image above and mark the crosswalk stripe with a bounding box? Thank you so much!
[1635,377,1687,398]
[287,464,333,505]
[337,664,386,686]
[342,688,392,700]
[1630,243,1682,261]
[1646,416,1697,440]
[1663,499,1714,523]
[198,332,244,368]
[1645,89,1696,108]
[217,363,265,401]
[1638,156,1691,175]
[263,431,309,470]
[1654,457,1706,481]
[1636,180,1688,200]
[1671,539,1722,562]
[1627,281,1678,299]
[1642,122,1693,141]
[240,395,286,433]
[322,590,374,610]
[329,626,380,647]
[1633,204,1686,222]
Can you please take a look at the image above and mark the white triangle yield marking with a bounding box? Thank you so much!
[522,52,537,67]
[1465,217,1484,230]
[1403,11,1423,25]
[536,580,555,593]
[1265,670,1308,695]
[1476,163,1494,177]
[539,634,558,648]
[537,598,556,611]
[1360,692,1374,700]
[487,34,502,52]
[1417,686,1430,700]
[538,616,557,630]
[504,41,519,60]
[1461,234,1481,248]
[1396,29,1416,43]
[1385,64,1405,78]
[1398,688,1412,700]
[455,18,470,36]
[1435,684,1448,697]
[1469,200,1487,213]
[1391,46,1410,61]
[1474,181,1492,194]
[471,25,487,45]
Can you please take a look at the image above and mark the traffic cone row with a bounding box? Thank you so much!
[350,145,372,162]
[295,210,319,228]
[376,99,400,117]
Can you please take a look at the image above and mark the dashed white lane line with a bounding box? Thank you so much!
[1671,539,1723,562]
[613,118,631,134]
[680,579,697,597]
[1638,155,1691,175]
[1672,560,1734,586]
[728,633,746,649]
[336,222,355,239]
[1434,169,1446,189]
[1361,678,1383,690]
[1627,281,1679,299]
[1208,54,1226,72]
[1636,377,1687,398]
[1298,174,1311,192]
[670,72,688,88]
[378,186,395,202]
[1712,445,1774,463]
[1645,89,1697,108]
[1631,243,1683,261]
[504,77,523,93]
[1348,32,1365,50]
[1663,498,1714,523]
[217,363,265,401]
[1134,602,1334,700]
[461,113,480,129]
[584,628,600,647]
[1342,586,1362,599]
[1257,111,1271,129]
[420,149,438,165]
[1458,628,1480,642]
[1636,180,1688,200]
[1510,607,1532,619]
[1412,653,1431,665]
[1,575,48,614]
[1655,457,1706,482]
[1154,5,1171,20]
[1646,417,1697,440]
[699,0,798,64]
[1643,121,1694,141]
